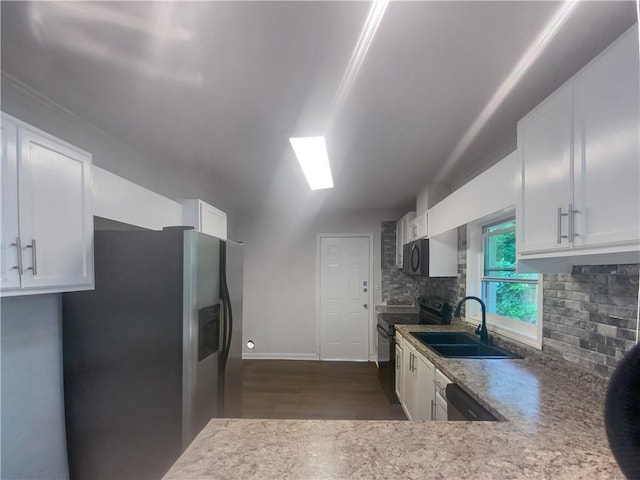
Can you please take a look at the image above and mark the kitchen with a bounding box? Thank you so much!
[1,1,639,479]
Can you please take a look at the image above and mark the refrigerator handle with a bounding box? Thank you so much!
[219,241,233,368]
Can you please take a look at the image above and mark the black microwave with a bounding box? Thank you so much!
[402,239,429,276]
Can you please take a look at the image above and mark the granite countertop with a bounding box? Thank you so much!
[374,304,419,315]
[163,324,621,480]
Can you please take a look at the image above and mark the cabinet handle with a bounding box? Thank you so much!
[557,207,569,244]
[409,352,413,372]
[26,239,37,276]
[568,204,579,241]
[396,353,400,369]
[10,237,23,274]
[431,399,435,421]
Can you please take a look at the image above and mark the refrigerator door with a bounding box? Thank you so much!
[220,240,244,417]
[182,231,221,448]
[62,229,185,480]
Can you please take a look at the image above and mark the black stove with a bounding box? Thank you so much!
[377,297,452,404]
[417,296,452,325]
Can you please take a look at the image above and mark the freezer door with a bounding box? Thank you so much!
[182,231,221,448]
[221,240,244,417]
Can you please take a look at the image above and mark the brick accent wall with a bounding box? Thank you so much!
[542,264,639,377]
[380,222,466,308]
[380,221,423,304]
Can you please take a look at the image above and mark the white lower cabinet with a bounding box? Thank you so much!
[400,338,435,421]
[433,368,453,421]
[397,331,455,422]
[1,114,94,296]
[395,335,404,403]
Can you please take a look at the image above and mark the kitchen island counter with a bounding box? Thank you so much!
[164,324,621,480]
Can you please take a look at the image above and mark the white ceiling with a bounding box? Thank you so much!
[1,1,636,214]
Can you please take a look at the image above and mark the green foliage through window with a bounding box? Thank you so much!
[481,219,538,324]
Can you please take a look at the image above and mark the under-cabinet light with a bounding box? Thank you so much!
[289,136,334,190]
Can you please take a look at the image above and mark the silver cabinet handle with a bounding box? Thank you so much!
[10,237,23,274]
[431,399,435,421]
[396,353,400,369]
[568,204,580,241]
[409,352,413,372]
[26,239,37,276]
[557,207,569,244]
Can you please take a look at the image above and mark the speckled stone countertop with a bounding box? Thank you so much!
[164,324,621,480]
[374,304,419,315]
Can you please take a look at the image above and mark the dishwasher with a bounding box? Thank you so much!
[446,384,498,421]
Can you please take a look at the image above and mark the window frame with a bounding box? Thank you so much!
[466,210,543,349]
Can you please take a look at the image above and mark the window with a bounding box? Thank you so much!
[467,213,542,348]
[481,219,538,324]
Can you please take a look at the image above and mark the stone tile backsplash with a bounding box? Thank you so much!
[380,222,466,308]
[381,221,639,378]
[542,264,639,377]
[380,221,423,304]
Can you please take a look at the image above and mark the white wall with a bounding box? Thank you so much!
[235,206,402,360]
[92,166,183,230]
[1,294,68,480]
[428,151,518,237]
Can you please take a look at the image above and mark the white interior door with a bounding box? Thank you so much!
[319,236,370,361]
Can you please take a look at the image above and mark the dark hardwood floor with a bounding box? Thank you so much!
[240,360,407,420]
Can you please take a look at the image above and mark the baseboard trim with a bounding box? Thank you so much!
[242,353,320,361]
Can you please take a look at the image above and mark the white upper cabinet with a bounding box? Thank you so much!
[517,82,573,253]
[572,27,639,248]
[517,26,639,261]
[182,199,227,240]
[1,118,20,290]
[1,114,94,296]
[395,211,415,267]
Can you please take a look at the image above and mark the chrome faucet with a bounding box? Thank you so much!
[454,296,489,344]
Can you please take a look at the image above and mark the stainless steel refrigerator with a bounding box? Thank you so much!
[61,227,243,480]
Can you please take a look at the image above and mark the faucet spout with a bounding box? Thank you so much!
[454,296,489,344]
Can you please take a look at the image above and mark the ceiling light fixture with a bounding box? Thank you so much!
[289,136,334,190]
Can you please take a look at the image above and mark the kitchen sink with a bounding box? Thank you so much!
[410,331,478,345]
[410,331,523,359]
[427,343,523,359]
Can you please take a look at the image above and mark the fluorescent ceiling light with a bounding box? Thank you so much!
[289,136,334,190]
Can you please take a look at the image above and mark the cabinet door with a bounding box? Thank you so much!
[18,127,93,291]
[1,118,20,291]
[401,347,416,420]
[200,202,227,240]
[413,353,435,421]
[407,218,418,243]
[394,342,404,403]
[395,218,405,268]
[434,391,448,421]
[573,28,639,248]
[517,83,574,254]
[416,212,427,239]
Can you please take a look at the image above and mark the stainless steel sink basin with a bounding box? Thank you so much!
[410,331,478,345]
[409,331,523,359]
[426,343,523,359]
